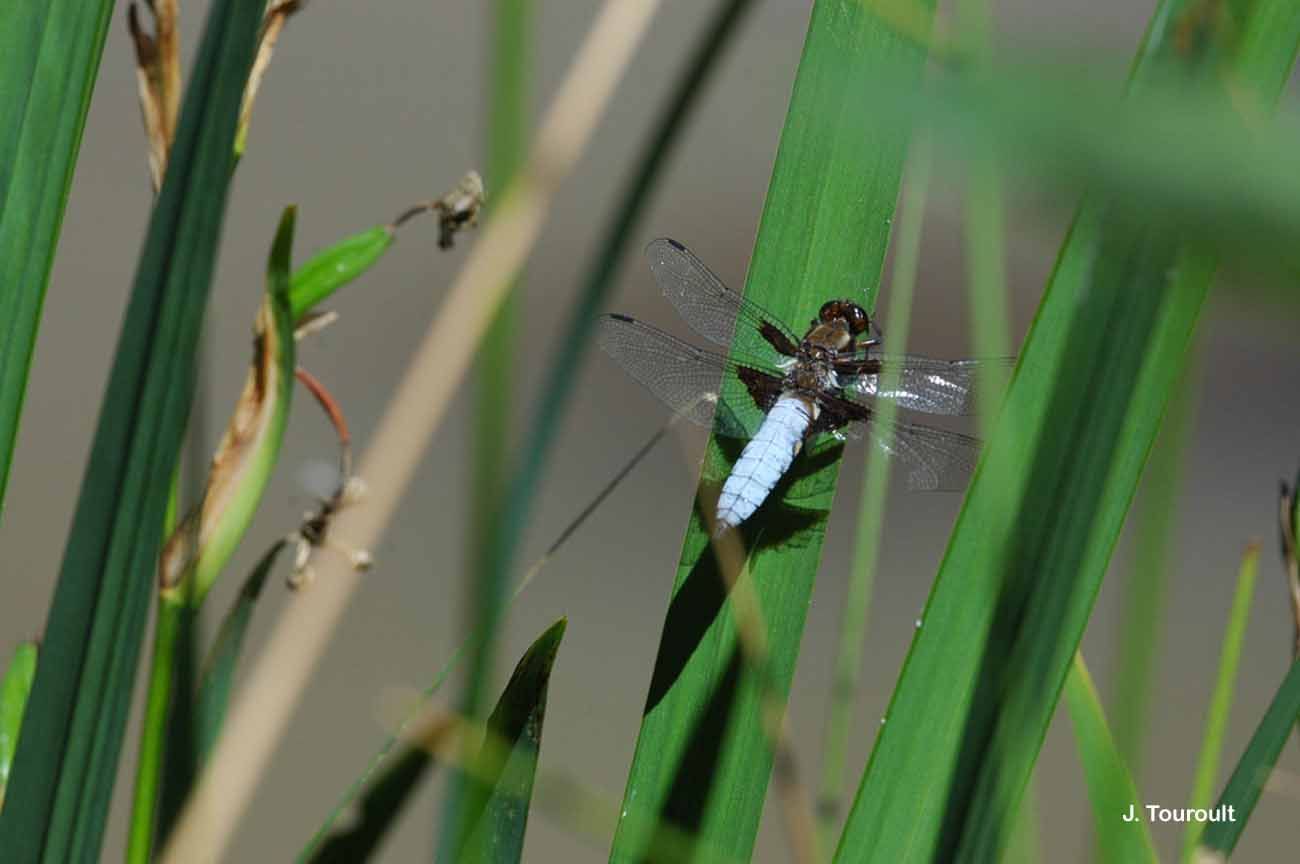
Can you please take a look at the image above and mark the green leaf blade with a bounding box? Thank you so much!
[308,620,565,864]
[0,0,115,515]
[455,618,566,863]
[1181,544,1259,860]
[834,3,1300,863]
[0,0,267,859]
[1064,653,1158,864]
[611,1,935,860]
[0,642,38,807]
[1197,657,1300,857]
[288,225,395,322]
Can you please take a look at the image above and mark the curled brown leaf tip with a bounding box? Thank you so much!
[127,4,158,66]
[158,296,290,598]
[238,0,308,153]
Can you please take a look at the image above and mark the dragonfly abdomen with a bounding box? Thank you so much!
[715,393,815,532]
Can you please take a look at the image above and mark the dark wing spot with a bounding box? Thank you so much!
[737,366,783,413]
[759,321,800,356]
[810,393,871,436]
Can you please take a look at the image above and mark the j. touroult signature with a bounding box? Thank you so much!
[1123,803,1237,823]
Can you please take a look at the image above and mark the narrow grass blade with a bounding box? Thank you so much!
[195,541,287,763]
[468,0,759,716]
[309,620,565,864]
[446,0,760,850]
[1196,657,1300,857]
[1064,653,1157,864]
[468,0,530,604]
[300,419,669,857]
[125,597,194,864]
[307,746,433,864]
[1,642,38,808]
[817,141,932,845]
[611,2,935,860]
[1181,544,1259,861]
[127,206,298,863]
[954,0,1012,441]
[451,618,566,863]
[0,0,114,515]
[0,1,265,859]
[148,541,285,852]
[464,0,530,697]
[1113,368,1198,786]
[835,3,1300,863]
[450,0,531,851]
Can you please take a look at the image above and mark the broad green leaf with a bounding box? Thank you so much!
[0,0,114,515]
[611,1,934,861]
[1064,653,1157,864]
[1197,657,1300,857]
[0,0,266,859]
[1182,545,1260,860]
[835,3,1300,862]
[1,642,38,808]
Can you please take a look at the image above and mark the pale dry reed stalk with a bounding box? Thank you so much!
[159,1,664,859]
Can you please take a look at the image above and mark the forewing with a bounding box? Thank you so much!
[645,238,802,359]
[848,354,1015,416]
[596,313,774,439]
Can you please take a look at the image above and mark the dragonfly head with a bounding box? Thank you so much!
[817,300,871,336]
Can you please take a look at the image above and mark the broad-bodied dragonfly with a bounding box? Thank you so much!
[597,238,1010,533]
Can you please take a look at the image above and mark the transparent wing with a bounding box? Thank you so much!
[645,238,802,359]
[595,313,778,439]
[824,392,981,491]
[848,354,1015,416]
[862,415,982,491]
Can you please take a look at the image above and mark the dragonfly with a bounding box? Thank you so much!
[597,238,1011,534]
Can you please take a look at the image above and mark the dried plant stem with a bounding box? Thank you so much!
[158,2,663,859]
[700,509,820,864]
[236,1,304,156]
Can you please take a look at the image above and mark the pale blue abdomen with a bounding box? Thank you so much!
[715,394,814,531]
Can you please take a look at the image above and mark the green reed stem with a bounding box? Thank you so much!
[816,139,932,848]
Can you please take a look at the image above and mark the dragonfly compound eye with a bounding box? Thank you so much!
[846,303,870,335]
[818,300,840,322]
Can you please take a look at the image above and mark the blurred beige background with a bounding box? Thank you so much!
[3,0,1299,860]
